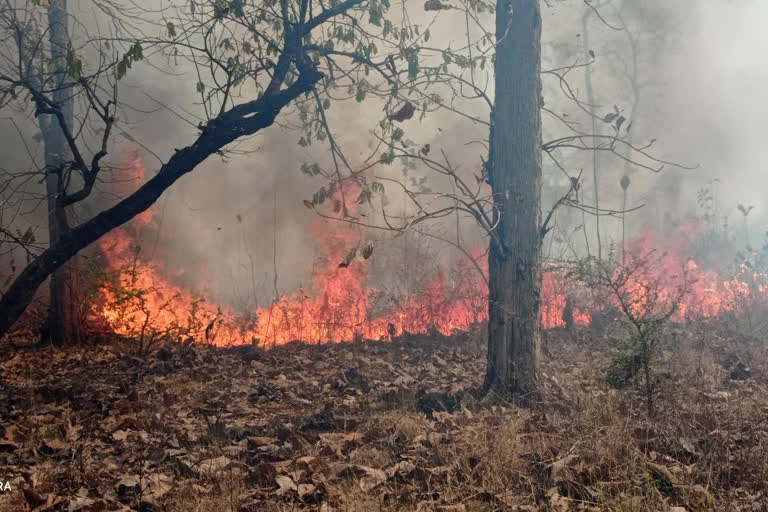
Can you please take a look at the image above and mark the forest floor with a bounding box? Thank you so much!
[0,324,766,512]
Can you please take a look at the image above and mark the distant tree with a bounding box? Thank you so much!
[1,0,120,344]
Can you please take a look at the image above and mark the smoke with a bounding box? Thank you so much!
[579,1,768,241]
[653,1,768,218]
[2,0,767,309]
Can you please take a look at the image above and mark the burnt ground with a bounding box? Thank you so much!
[0,325,766,511]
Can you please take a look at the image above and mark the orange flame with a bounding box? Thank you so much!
[90,158,768,346]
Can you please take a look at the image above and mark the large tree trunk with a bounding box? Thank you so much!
[484,0,543,398]
[40,0,83,345]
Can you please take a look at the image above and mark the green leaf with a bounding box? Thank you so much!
[356,189,372,204]
[66,49,83,80]
[355,83,366,103]
[407,51,419,79]
[313,187,327,205]
[368,1,383,26]
[116,59,127,80]
[131,42,143,60]
[230,0,245,17]
[300,162,322,176]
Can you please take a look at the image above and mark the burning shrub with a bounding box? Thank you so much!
[85,245,222,353]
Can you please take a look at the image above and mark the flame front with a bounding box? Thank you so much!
[90,159,768,346]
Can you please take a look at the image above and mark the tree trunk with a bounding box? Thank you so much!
[484,0,543,398]
[582,7,602,261]
[40,0,83,346]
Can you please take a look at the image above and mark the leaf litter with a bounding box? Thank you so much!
[0,327,766,511]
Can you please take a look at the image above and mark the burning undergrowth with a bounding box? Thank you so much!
[86,159,768,348]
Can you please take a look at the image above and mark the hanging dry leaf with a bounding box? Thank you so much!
[388,101,415,122]
[303,200,315,209]
[620,175,630,191]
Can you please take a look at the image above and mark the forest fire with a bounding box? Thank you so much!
[93,165,491,346]
[89,160,767,347]
[6,1,768,509]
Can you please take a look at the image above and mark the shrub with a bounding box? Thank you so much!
[566,250,692,416]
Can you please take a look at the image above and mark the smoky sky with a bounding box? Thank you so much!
[2,0,767,304]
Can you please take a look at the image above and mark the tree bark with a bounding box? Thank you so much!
[0,69,323,339]
[41,0,83,345]
[485,0,543,398]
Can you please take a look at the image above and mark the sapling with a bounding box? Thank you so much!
[566,250,691,416]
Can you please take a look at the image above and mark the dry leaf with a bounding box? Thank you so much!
[275,475,297,496]
[297,483,316,499]
[197,456,232,476]
[145,473,173,499]
[388,102,415,122]
[339,247,357,268]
